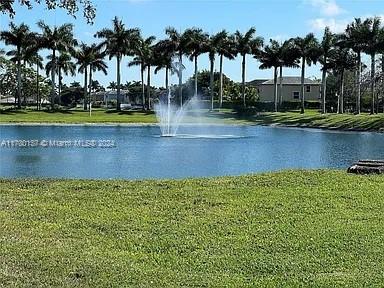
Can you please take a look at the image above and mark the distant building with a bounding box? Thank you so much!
[91,90,130,104]
[248,77,321,102]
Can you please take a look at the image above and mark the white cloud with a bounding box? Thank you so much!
[305,0,345,17]
[309,18,349,33]
[309,13,384,33]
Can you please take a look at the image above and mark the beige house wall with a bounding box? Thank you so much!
[258,84,320,102]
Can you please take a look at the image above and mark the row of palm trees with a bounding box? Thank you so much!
[1,16,384,113]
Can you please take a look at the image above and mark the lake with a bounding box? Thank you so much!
[1,125,383,179]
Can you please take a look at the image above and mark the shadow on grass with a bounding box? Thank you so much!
[105,109,155,115]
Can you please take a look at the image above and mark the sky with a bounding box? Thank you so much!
[1,0,383,88]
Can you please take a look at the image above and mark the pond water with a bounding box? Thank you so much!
[1,125,383,179]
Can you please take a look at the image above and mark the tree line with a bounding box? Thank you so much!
[1,16,384,114]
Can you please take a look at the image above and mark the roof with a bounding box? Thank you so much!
[250,77,320,86]
[247,79,269,86]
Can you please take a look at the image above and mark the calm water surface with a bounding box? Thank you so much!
[0,125,383,179]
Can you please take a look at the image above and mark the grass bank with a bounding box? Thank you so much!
[1,170,384,287]
[246,111,384,132]
[0,108,383,132]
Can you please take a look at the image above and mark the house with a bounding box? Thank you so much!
[248,77,321,102]
[91,90,130,104]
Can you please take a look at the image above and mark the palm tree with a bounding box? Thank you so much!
[22,43,43,110]
[184,28,209,98]
[258,40,286,112]
[216,31,236,108]
[153,40,176,92]
[129,35,156,110]
[0,23,32,108]
[144,44,155,110]
[108,81,117,90]
[278,40,300,105]
[343,18,371,114]
[293,33,320,113]
[46,52,76,105]
[88,44,108,107]
[328,44,357,114]
[74,43,92,110]
[234,28,264,107]
[318,27,336,114]
[363,17,382,114]
[165,27,188,105]
[37,21,76,109]
[95,17,140,111]
[206,30,230,111]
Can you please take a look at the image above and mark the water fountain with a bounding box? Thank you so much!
[154,90,194,137]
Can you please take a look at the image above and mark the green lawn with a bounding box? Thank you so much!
[0,108,383,132]
[249,111,384,132]
[1,170,384,287]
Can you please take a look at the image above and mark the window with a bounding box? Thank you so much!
[293,91,300,99]
[306,85,311,92]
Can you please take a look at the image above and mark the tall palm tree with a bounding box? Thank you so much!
[234,28,264,107]
[74,43,92,110]
[329,43,357,114]
[38,21,76,109]
[95,17,140,111]
[88,44,108,107]
[165,27,188,106]
[145,44,155,110]
[318,27,336,114]
[257,40,286,112]
[343,18,371,114]
[22,42,43,110]
[216,31,236,108]
[0,23,32,108]
[184,28,209,98]
[363,17,382,114]
[293,33,320,113]
[278,40,300,105]
[129,35,156,110]
[46,52,76,105]
[153,40,176,92]
[206,30,230,111]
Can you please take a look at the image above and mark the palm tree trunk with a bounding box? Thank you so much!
[210,57,214,111]
[36,64,40,110]
[147,65,151,110]
[179,51,183,106]
[356,52,361,114]
[83,66,88,110]
[219,54,224,109]
[339,69,345,114]
[165,67,169,91]
[58,67,62,107]
[194,55,198,97]
[50,49,56,110]
[300,57,305,114]
[16,47,21,109]
[279,66,283,106]
[242,54,246,107]
[382,54,384,113]
[116,55,122,111]
[321,67,327,114]
[370,53,375,114]
[22,60,26,106]
[141,63,145,110]
[273,66,278,112]
[89,68,93,111]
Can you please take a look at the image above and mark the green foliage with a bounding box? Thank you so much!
[1,0,96,24]
[0,171,383,286]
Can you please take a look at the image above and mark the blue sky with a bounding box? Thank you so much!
[1,0,383,88]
